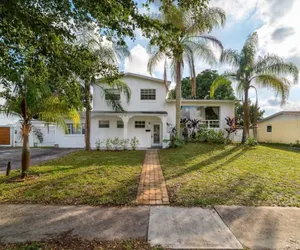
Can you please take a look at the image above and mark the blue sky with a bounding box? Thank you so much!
[123,0,300,117]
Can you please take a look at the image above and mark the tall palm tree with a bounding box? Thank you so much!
[77,28,131,150]
[1,81,80,178]
[210,32,299,142]
[148,6,226,137]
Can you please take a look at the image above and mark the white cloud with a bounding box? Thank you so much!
[259,96,300,116]
[124,44,166,77]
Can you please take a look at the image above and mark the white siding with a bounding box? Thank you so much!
[93,75,167,112]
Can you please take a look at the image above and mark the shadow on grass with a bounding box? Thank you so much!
[260,143,300,154]
[0,151,145,206]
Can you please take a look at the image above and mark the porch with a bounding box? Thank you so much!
[90,111,169,149]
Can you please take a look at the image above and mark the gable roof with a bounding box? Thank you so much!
[259,111,300,123]
[123,72,171,84]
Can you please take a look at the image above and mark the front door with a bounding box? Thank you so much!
[152,124,161,145]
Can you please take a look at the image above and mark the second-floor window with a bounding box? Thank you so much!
[105,89,120,101]
[141,89,156,100]
[66,123,85,135]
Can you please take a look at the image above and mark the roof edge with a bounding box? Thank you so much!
[259,111,300,123]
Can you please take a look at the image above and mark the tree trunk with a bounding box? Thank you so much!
[84,81,91,151]
[242,87,250,143]
[253,99,258,141]
[175,60,182,138]
[21,123,31,179]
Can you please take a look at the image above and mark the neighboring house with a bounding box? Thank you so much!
[258,111,300,144]
[0,114,56,147]
[55,73,235,149]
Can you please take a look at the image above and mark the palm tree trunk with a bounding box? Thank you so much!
[21,122,31,179]
[242,87,250,143]
[175,60,182,138]
[84,81,91,151]
[253,100,258,141]
[252,87,258,141]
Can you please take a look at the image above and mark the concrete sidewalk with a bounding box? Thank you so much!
[0,204,300,249]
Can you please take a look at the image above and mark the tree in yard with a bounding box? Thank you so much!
[148,4,225,137]
[235,100,265,126]
[210,32,299,142]
[75,27,131,151]
[169,69,235,100]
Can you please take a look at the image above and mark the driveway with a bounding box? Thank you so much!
[0,148,80,172]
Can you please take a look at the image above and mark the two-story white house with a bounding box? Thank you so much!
[54,73,235,149]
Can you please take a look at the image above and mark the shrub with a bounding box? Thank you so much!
[197,128,225,144]
[95,139,103,151]
[111,137,121,150]
[120,138,129,151]
[164,136,184,148]
[105,138,111,150]
[130,137,140,150]
[290,140,300,148]
[245,137,258,147]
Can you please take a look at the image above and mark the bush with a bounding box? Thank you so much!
[290,140,300,148]
[245,137,258,147]
[95,139,103,151]
[164,136,184,148]
[120,138,129,151]
[111,137,121,150]
[130,137,140,150]
[197,128,225,144]
[105,138,111,150]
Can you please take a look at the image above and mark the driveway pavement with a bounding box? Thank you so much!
[0,148,79,172]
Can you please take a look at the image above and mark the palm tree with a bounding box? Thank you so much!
[1,82,79,178]
[77,28,131,150]
[148,6,225,137]
[210,32,299,142]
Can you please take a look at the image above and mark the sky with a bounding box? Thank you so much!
[122,0,300,117]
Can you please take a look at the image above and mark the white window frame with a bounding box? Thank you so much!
[135,121,146,128]
[266,125,272,133]
[117,120,124,128]
[66,123,85,135]
[99,120,110,128]
[140,89,156,100]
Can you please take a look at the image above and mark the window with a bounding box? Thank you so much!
[205,107,219,120]
[105,89,120,101]
[66,123,85,135]
[99,120,110,128]
[266,125,272,133]
[141,89,156,100]
[117,120,124,128]
[135,121,145,128]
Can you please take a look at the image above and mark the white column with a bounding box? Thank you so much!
[161,116,168,148]
[120,115,130,140]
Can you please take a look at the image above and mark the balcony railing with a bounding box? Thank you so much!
[200,120,220,129]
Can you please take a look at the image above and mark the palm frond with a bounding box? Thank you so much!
[254,74,291,104]
[221,49,240,67]
[147,49,166,75]
[254,54,299,83]
[185,7,226,35]
[210,76,231,98]
[241,32,258,68]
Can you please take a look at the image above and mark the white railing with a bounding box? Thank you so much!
[200,120,220,129]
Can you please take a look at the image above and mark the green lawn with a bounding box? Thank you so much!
[0,151,145,205]
[159,143,300,207]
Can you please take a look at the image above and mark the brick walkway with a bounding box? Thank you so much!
[136,150,169,205]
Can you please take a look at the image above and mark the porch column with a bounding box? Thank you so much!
[161,116,168,148]
[120,115,130,140]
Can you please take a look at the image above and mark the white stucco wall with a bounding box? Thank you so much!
[93,75,168,112]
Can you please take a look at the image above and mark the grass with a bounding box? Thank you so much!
[159,143,300,207]
[0,236,165,250]
[0,150,145,205]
